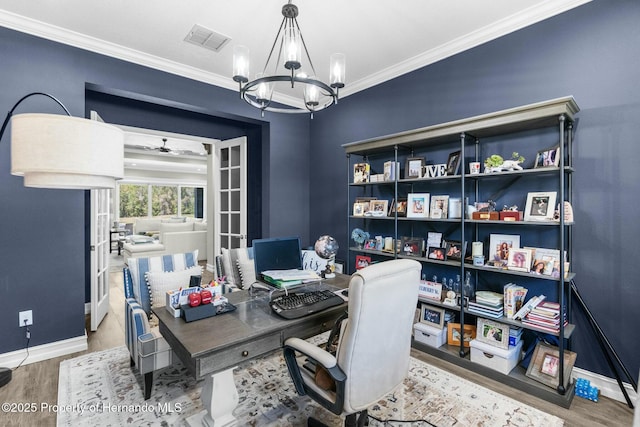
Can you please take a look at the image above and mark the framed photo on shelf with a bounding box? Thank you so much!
[405,157,425,179]
[352,202,368,217]
[427,246,446,260]
[476,318,509,349]
[524,191,557,221]
[426,232,442,249]
[446,150,462,175]
[363,239,377,250]
[355,255,371,270]
[525,342,577,389]
[488,234,521,267]
[353,163,370,183]
[430,195,449,219]
[445,241,466,261]
[447,323,476,347]
[420,304,445,329]
[507,248,533,272]
[400,237,424,257]
[407,193,430,218]
[534,146,560,168]
[369,200,389,216]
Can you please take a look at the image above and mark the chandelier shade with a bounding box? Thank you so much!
[232,2,345,117]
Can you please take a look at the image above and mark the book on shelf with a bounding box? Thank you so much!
[383,161,400,181]
[468,306,504,319]
[475,290,503,306]
[513,294,546,320]
[503,283,528,319]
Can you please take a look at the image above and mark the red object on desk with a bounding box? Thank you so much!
[200,290,212,305]
[188,292,202,307]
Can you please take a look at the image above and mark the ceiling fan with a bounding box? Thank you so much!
[127,136,206,156]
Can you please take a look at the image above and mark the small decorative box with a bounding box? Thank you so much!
[499,211,523,221]
[472,211,499,220]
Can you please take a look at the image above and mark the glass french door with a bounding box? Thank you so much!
[212,137,247,255]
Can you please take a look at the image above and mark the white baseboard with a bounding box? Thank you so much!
[205,263,215,273]
[85,302,91,315]
[572,366,638,405]
[0,334,88,368]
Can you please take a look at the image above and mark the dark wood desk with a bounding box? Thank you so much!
[153,275,349,426]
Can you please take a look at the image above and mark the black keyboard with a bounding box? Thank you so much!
[270,290,345,319]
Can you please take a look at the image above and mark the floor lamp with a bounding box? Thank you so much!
[0,92,124,387]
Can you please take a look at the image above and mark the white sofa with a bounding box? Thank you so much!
[122,219,207,261]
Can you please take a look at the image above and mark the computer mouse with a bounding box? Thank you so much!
[341,289,348,297]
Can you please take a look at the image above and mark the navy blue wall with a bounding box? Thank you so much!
[310,0,640,378]
[1,0,638,383]
[0,27,313,354]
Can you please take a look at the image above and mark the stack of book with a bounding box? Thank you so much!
[521,301,567,333]
[468,291,504,318]
[503,283,528,319]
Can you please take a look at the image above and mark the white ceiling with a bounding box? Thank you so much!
[0,0,591,109]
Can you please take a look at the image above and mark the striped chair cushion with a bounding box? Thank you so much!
[127,250,199,315]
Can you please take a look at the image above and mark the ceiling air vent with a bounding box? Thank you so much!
[184,24,231,52]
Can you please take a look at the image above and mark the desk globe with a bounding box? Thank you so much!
[314,235,339,279]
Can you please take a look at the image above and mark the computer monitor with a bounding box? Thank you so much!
[252,236,302,277]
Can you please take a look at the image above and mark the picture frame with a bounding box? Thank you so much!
[363,239,377,250]
[525,342,577,389]
[476,318,509,349]
[333,260,344,274]
[507,248,533,272]
[446,150,462,176]
[524,191,557,222]
[488,234,521,267]
[420,304,445,329]
[355,255,371,270]
[369,199,389,216]
[427,246,446,261]
[401,237,424,257]
[534,146,560,169]
[353,162,370,183]
[430,195,449,219]
[447,322,476,347]
[445,240,466,261]
[426,231,442,249]
[393,198,408,217]
[353,202,367,216]
[407,193,430,218]
[405,157,425,179]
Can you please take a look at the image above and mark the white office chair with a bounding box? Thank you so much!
[284,259,421,427]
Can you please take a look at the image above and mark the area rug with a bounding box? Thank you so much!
[57,342,564,427]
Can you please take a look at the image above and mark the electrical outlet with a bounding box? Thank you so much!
[19,310,33,327]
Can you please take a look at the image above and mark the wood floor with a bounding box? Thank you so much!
[0,256,634,427]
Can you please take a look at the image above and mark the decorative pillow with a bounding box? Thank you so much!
[236,249,257,288]
[129,235,155,244]
[146,265,203,308]
[160,221,194,233]
[220,247,254,289]
[127,250,199,315]
[162,217,187,223]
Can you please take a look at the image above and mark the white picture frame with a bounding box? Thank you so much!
[507,248,533,272]
[488,234,521,267]
[407,193,430,218]
[524,191,557,222]
[476,318,510,349]
[430,195,449,219]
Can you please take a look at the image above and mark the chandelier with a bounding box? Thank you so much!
[232,1,345,118]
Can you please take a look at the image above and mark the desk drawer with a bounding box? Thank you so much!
[197,332,281,378]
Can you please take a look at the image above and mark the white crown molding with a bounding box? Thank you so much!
[341,0,593,98]
[0,0,591,105]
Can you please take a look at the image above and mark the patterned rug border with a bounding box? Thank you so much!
[57,345,564,427]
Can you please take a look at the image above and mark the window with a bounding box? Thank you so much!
[118,183,204,224]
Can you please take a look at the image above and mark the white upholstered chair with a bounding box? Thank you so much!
[283,259,421,427]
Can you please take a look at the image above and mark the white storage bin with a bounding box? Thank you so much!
[470,339,523,375]
[413,322,447,348]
